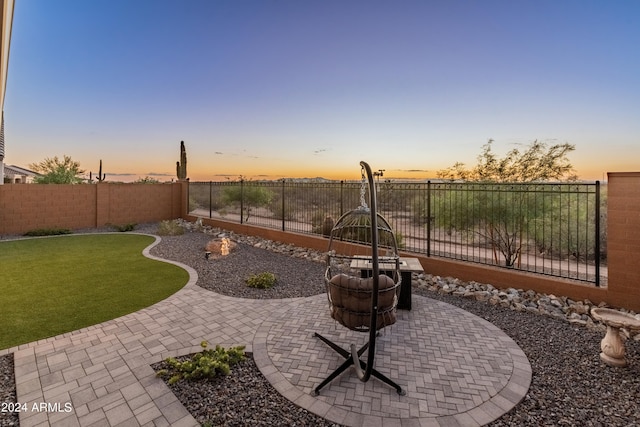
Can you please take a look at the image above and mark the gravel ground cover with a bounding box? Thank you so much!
[149,231,327,299]
[2,223,639,426]
[146,225,640,427]
[0,356,17,427]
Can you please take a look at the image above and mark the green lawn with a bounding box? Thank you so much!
[0,234,189,350]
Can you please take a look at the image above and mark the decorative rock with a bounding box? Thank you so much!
[525,306,539,315]
[513,302,526,312]
[568,312,582,321]
[473,291,491,302]
[568,318,588,327]
[569,302,591,315]
[550,298,564,308]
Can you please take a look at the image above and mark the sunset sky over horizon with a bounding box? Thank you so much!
[4,0,639,182]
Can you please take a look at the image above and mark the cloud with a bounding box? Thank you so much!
[145,172,174,176]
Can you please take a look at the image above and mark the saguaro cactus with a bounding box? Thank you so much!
[90,159,106,182]
[176,141,187,181]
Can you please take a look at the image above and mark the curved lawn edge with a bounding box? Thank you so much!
[0,233,194,351]
[136,233,199,291]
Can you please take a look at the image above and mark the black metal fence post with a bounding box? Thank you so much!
[240,179,244,225]
[282,178,286,231]
[209,181,212,218]
[427,180,431,257]
[595,180,601,287]
[340,180,344,216]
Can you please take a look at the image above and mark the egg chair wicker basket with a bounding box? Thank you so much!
[313,161,405,396]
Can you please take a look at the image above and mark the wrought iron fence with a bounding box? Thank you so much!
[188,180,604,286]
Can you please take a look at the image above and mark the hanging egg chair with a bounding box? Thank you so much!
[313,161,405,396]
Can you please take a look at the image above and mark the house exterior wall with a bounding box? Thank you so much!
[4,172,36,184]
[0,182,184,234]
[0,0,15,186]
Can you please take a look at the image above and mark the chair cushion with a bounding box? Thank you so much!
[328,274,398,330]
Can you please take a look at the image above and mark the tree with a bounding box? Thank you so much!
[436,140,577,267]
[437,139,577,182]
[222,177,273,222]
[29,155,85,184]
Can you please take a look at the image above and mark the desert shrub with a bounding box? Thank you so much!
[269,196,298,221]
[156,219,185,236]
[311,212,335,237]
[133,176,160,183]
[188,195,199,212]
[110,223,136,232]
[246,272,277,289]
[24,228,72,236]
[222,182,273,221]
[394,231,405,249]
[156,341,245,385]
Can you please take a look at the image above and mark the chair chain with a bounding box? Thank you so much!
[359,166,369,210]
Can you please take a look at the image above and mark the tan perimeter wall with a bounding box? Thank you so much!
[0,182,185,235]
[606,172,640,311]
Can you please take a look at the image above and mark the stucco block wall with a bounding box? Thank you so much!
[96,183,181,226]
[0,184,96,233]
[0,183,183,235]
[606,172,640,310]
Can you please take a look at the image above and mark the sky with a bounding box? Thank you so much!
[4,0,640,182]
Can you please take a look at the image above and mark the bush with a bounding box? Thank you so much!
[394,231,406,249]
[24,228,72,236]
[188,195,199,212]
[134,176,160,183]
[156,341,245,385]
[311,212,335,237]
[110,223,136,232]
[156,220,185,236]
[222,183,273,221]
[246,272,277,289]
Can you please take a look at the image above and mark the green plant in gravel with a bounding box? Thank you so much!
[246,272,277,289]
[110,223,136,232]
[156,341,246,385]
[23,228,72,236]
[156,219,185,235]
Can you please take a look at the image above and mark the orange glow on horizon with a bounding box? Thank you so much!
[103,163,629,183]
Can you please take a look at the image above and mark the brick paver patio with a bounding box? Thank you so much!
[2,238,531,426]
